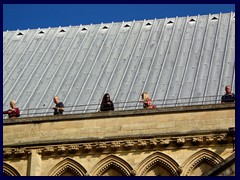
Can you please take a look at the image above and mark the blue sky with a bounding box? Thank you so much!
[3,4,235,31]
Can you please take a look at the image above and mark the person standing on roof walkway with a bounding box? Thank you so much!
[221,85,235,103]
[52,96,65,115]
[3,100,20,118]
[100,93,114,112]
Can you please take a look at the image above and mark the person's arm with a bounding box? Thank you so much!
[3,110,10,114]
[147,98,153,107]
[15,108,20,117]
[110,101,114,111]
[100,101,104,111]
[221,95,225,103]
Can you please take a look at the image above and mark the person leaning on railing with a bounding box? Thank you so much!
[141,92,156,109]
[3,100,20,118]
[221,85,235,103]
[52,96,64,115]
[100,93,114,112]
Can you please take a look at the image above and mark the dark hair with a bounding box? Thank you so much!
[103,93,110,100]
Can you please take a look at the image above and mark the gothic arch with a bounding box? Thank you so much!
[90,154,134,176]
[136,151,182,176]
[48,157,87,176]
[3,162,21,176]
[181,148,224,176]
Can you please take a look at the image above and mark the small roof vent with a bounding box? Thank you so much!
[81,27,87,31]
[211,17,218,20]
[124,24,130,28]
[146,22,152,26]
[167,20,174,24]
[59,29,66,32]
[102,26,108,29]
[189,18,196,22]
[17,32,23,36]
[38,31,45,34]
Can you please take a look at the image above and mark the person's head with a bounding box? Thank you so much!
[53,96,60,104]
[141,92,149,101]
[103,93,111,102]
[225,85,232,94]
[10,100,16,108]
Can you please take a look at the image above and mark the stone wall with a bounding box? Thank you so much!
[3,103,235,176]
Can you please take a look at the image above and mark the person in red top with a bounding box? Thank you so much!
[3,100,20,118]
[141,92,156,109]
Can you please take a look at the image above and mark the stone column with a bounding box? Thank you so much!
[27,149,42,176]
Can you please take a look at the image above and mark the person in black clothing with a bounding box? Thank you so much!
[52,96,64,115]
[100,93,114,112]
[221,85,235,103]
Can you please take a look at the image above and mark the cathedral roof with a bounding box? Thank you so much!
[3,12,235,117]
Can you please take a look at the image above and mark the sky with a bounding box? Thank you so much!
[3,4,235,31]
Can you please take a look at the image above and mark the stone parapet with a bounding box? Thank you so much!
[3,103,235,147]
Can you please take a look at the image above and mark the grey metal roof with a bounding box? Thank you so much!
[3,12,235,117]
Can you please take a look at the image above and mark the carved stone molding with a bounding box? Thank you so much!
[138,140,147,148]
[181,149,224,176]
[111,141,121,149]
[192,137,203,145]
[3,148,30,159]
[217,134,228,144]
[83,144,92,151]
[68,145,80,152]
[3,148,12,156]
[149,138,158,146]
[57,145,66,154]
[43,146,55,154]
[176,138,185,146]
[160,139,170,147]
[124,141,134,149]
[4,132,232,159]
[96,142,107,151]
[205,136,215,144]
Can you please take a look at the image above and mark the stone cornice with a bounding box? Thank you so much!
[3,132,234,159]
[3,103,235,125]
[3,128,231,148]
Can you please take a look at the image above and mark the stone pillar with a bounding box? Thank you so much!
[27,149,41,176]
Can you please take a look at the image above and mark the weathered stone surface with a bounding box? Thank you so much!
[3,104,235,176]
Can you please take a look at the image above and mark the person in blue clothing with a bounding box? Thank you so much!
[221,85,235,103]
[52,96,64,115]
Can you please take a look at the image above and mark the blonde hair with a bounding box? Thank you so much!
[141,92,149,101]
[10,100,16,104]
[10,100,16,108]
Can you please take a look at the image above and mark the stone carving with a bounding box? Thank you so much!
[57,145,66,153]
[68,145,80,152]
[83,144,92,150]
[217,134,228,143]
[44,146,55,153]
[124,141,134,148]
[138,140,147,148]
[205,136,215,144]
[176,138,185,145]
[192,137,203,145]
[111,141,121,149]
[160,139,170,146]
[14,148,26,155]
[149,138,158,146]
[96,142,107,150]
[3,148,12,156]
